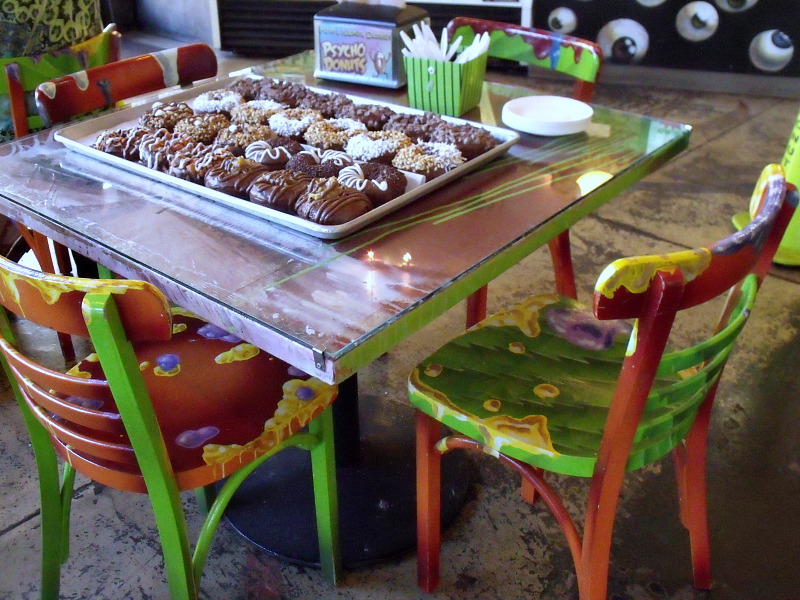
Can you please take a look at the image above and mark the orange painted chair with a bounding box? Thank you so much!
[0,257,342,599]
[3,40,217,361]
[409,164,794,599]
[445,17,603,326]
[1,24,122,359]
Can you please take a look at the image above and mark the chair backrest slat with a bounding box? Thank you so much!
[594,165,790,321]
[0,256,172,342]
[446,17,602,101]
[35,43,218,127]
[2,24,121,138]
[657,274,756,377]
[22,392,136,465]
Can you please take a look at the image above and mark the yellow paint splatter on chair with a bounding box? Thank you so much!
[215,343,260,364]
[425,364,443,377]
[484,399,502,412]
[154,365,181,377]
[202,378,338,466]
[480,414,557,456]
[596,248,712,299]
[534,384,559,398]
[477,293,560,337]
[67,363,92,379]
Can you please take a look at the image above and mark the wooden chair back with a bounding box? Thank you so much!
[446,17,602,102]
[0,256,172,488]
[2,24,122,139]
[576,164,793,597]
[35,43,217,128]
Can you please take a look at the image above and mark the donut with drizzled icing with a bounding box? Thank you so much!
[337,163,406,207]
[248,170,313,213]
[295,177,372,225]
[244,137,303,170]
[285,148,354,178]
[204,156,270,198]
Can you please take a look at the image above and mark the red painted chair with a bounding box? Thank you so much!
[409,163,794,599]
[0,257,342,599]
[445,17,603,326]
[33,42,217,128]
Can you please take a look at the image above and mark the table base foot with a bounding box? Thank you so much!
[221,439,470,569]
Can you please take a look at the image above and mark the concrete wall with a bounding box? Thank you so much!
[135,0,220,46]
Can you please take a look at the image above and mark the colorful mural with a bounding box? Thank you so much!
[534,0,797,75]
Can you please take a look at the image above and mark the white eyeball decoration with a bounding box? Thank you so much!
[749,30,794,72]
[715,0,757,11]
[548,8,577,35]
[597,19,650,64]
[676,2,719,42]
[636,0,668,6]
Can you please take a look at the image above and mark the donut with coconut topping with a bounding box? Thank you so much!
[392,142,465,179]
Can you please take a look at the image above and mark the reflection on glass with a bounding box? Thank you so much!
[576,170,613,195]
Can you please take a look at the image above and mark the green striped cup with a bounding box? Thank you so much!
[403,52,487,117]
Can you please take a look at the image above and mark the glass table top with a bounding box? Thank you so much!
[0,52,690,383]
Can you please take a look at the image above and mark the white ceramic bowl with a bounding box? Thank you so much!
[501,95,594,136]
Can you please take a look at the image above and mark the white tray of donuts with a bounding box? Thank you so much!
[54,74,519,239]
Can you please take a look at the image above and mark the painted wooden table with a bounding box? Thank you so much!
[0,51,690,568]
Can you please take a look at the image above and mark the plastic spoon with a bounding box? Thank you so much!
[445,35,462,61]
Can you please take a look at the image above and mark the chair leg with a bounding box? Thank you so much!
[59,464,76,564]
[416,410,443,593]
[681,396,714,590]
[548,230,578,299]
[194,485,217,517]
[11,395,66,600]
[148,488,197,600]
[309,406,342,585]
[521,470,543,504]
[21,229,75,361]
[465,285,488,329]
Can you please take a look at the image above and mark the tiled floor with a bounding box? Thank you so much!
[1,40,800,600]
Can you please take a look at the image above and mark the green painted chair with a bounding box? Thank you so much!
[445,17,603,326]
[411,164,795,600]
[0,256,342,599]
[732,105,800,266]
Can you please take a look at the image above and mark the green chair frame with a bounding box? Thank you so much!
[0,259,342,599]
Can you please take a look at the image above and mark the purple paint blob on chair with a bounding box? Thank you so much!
[175,426,220,448]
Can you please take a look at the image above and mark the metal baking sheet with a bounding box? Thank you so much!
[55,75,520,239]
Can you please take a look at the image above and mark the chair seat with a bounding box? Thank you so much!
[60,308,337,492]
[409,293,694,478]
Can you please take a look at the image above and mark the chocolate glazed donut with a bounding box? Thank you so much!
[295,177,372,225]
[248,170,313,213]
[285,148,354,178]
[204,157,270,198]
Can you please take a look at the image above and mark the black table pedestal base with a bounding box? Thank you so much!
[221,438,470,569]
